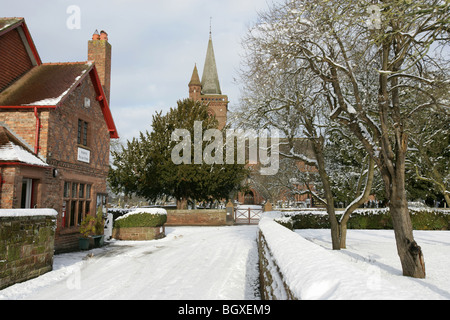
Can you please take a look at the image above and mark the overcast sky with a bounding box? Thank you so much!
[3,0,277,142]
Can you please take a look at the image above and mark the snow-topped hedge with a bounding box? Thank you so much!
[114,208,167,228]
[276,208,450,230]
[258,217,418,300]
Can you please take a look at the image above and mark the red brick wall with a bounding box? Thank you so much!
[0,110,49,157]
[166,210,227,226]
[0,167,17,208]
[200,95,228,130]
[112,226,165,241]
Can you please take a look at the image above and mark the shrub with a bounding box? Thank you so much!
[80,215,96,238]
[410,209,450,230]
[114,208,167,228]
[277,208,449,230]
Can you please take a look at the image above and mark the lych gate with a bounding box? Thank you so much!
[234,205,263,225]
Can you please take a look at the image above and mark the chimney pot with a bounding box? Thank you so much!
[92,29,100,40]
[100,30,108,41]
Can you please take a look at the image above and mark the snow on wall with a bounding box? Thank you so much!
[0,209,58,218]
[258,216,418,300]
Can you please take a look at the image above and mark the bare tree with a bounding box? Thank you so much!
[239,0,449,278]
[236,37,375,250]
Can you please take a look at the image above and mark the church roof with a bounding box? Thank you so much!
[201,36,222,95]
[189,64,201,87]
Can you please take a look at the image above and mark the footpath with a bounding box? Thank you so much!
[0,225,260,300]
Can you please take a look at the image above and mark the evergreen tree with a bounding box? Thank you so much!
[109,99,247,208]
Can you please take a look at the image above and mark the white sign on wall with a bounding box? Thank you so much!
[77,147,90,163]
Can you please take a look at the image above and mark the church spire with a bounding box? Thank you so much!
[189,64,201,87]
[201,30,222,95]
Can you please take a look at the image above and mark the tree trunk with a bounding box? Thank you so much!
[312,137,340,250]
[339,157,375,249]
[389,184,426,278]
[177,197,188,210]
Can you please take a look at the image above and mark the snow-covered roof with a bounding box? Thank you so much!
[0,62,92,107]
[0,126,48,167]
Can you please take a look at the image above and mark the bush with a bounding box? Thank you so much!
[410,209,450,230]
[289,213,330,229]
[114,208,167,228]
[278,208,449,230]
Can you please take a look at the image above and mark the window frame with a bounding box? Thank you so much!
[77,119,89,147]
[62,181,92,229]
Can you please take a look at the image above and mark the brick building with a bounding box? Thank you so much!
[0,18,118,252]
[188,32,228,130]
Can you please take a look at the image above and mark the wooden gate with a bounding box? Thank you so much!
[235,206,263,224]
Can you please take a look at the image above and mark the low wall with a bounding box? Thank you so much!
[257,217,418,300]
[0,209,57,290]
[166,210,227,226]
[112,226,165,241]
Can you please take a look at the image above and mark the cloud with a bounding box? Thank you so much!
[2,0,274,140]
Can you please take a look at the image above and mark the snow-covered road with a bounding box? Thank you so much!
[0,225,260,300]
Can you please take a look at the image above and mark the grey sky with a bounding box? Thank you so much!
[2,0,275,141]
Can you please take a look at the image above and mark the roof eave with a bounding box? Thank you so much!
[88,65,119,139]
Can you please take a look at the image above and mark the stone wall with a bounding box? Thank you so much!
[165,210,227,226]
[0,210,57,290]
[257,230,296,300]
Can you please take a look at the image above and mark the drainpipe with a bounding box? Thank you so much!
[34,107,40,155]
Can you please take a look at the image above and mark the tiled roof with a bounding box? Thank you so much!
[189,64,201,87]
[0,62,92,107]
[0,18,36,92]
[201,36,222,95]
[0,126,48,166]
[0,17,22,33]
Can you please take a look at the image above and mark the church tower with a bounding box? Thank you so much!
[189,32,228,130]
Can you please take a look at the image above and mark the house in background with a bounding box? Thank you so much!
[0,18,118,252]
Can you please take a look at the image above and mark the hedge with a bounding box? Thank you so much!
[114,209,167,228]
[276,208,450,231]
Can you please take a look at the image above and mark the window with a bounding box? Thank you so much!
[64,182,70,198]
[79,184,85,198]
[63,181,92,228]
[78,119,88,146]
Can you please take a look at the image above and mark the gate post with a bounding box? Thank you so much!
[104,212,113,240]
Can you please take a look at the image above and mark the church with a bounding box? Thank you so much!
[186,31,318,208]
[188,32,228,131]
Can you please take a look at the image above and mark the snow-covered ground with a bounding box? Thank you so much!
[1,222,449,300]
[295,228,450,299]
[0,226,260,300]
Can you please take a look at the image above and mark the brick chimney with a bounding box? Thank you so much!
[88,30,111,103]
